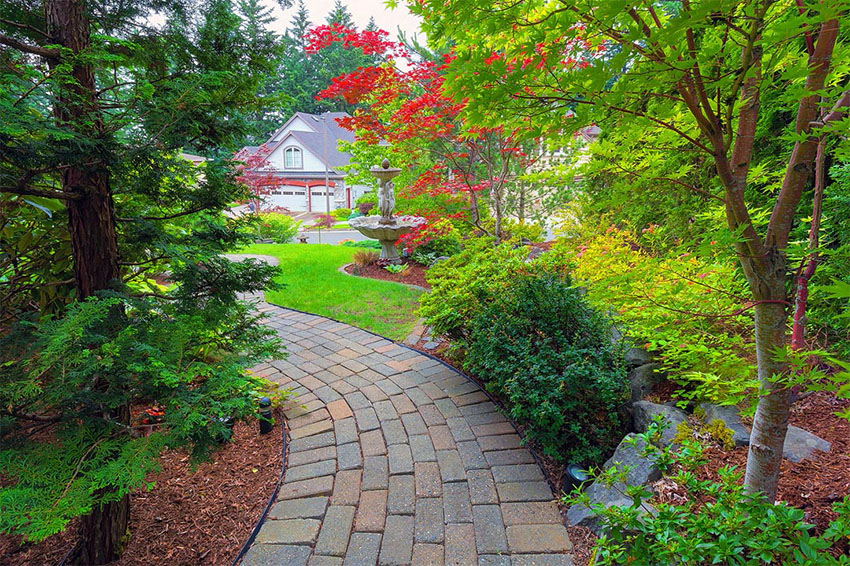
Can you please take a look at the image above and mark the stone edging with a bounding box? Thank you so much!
[336,262,428,292]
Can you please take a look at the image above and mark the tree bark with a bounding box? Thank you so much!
[45,1,127,562]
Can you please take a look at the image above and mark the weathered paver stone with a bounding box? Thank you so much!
[506,525,571,554]
[356,489,388,532]
[333,470,362,506]
[229,285,572,565]
[269,496,329,520]
[255,518,320,544]
[344,532,383,566]
[388,474,416,515]
[496,481,555,503]
[338,442,363,471]
[412,543,445,565]
[415,462,442,497]
[241,543,311,566]
[279,475,335,500]
[379,515,415,565]
[501,501,561,525]
[316,505,356,557]
[445,523,477,566]
[473,505,509,554]
[415,497,445,543]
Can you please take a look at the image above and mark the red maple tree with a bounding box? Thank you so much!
[305,24,540,242]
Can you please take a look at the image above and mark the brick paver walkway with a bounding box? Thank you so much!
[235,256,572,566]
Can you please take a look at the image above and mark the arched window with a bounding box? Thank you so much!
[284,146,302,169]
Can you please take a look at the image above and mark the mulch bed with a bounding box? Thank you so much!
[412,333,850,564]
[0,410,283,566]
[344,260,430,289]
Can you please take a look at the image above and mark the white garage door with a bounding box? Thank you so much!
[265,186,308,211]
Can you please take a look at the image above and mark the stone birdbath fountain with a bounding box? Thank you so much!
[349,159,425,264]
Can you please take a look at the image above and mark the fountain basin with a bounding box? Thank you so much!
[350,215,426,263]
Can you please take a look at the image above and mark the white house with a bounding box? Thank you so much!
[239,112,372,213]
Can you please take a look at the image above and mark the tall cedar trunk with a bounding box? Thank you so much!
[45,1,128,563]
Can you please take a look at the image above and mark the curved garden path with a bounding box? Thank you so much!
[232,254,573,566]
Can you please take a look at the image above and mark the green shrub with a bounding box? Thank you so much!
[463,275,627,463]
[258,212,300,243]
[420,238,529,340]
[341,240,381,249]
[566,224,756,405]
[569,425,850,564]
[332,208,351,219]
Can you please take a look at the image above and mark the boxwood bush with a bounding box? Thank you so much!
[462,275,628,463]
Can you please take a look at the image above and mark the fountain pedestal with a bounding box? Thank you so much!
[350,159,425,264]
[350,216,425,263]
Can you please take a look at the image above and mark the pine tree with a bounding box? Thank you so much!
[325,0,355,27]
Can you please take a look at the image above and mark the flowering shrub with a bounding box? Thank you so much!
[564,225,756,404]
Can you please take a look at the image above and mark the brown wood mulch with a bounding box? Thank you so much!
[411,334,850,564]
[0,411,283,566]
[344,260,430,289]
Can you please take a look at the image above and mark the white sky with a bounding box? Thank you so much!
[268,0,423,42]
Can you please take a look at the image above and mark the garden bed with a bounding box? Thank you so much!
[411,332,850,564]
[0,411,283,565]
[344,260,430,289]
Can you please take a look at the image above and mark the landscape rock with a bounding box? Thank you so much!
[603,433,661,486]
[422,341,440,351]
[699,403,750,446]
[625,348,651,368]
[632,401,688,446]
[566,481,655,534]
[628,363,663,403]
[782,425,831,463]
[566,433,660,534]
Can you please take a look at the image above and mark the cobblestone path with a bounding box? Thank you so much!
[237,260,572,565]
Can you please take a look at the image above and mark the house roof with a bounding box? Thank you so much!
[262,112,356,174]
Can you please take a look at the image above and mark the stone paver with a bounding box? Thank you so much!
[235,275,571,565]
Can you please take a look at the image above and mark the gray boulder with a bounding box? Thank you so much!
[566,434,660,534]
[699,403,750,447]
[603,433,662,486]
[625,347,651,368]
[782,425,831,463]
[632,401,688,446]
[628,363,663,403]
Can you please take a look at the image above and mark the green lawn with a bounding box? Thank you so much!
[241,243,422,341]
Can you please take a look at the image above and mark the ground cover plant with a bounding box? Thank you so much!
[243,243,422,340]
[568,421,850,564]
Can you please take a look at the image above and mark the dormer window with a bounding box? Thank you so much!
[284,147,302,169]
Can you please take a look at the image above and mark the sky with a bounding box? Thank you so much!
[267,0,424,42]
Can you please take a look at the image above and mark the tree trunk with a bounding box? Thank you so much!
[743,298,791,501]
[70,494,131,564]
[46,1,127,562]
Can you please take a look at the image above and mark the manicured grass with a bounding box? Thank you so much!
[241,243,422,341]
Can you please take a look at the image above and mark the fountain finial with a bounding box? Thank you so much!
[381,158,390,169]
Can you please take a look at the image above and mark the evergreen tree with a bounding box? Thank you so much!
[325,0,355,27]
[0,0,284,562]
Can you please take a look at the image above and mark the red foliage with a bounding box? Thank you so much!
[312,214,337,229]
